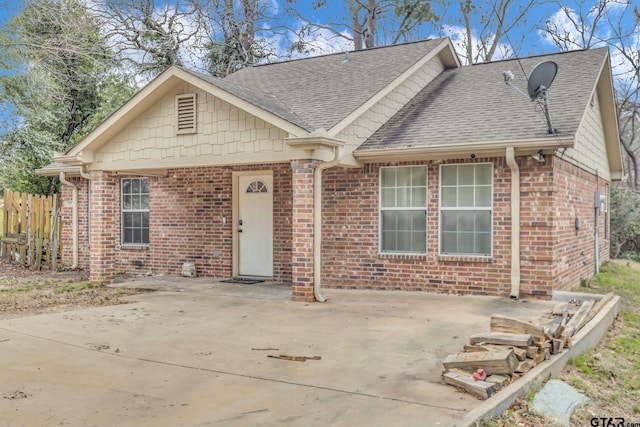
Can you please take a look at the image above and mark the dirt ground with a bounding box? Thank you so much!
[0,259,148,319]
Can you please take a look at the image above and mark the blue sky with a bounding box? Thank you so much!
[0,1,637,86]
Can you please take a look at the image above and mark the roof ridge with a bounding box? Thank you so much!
[243,37,447,69]
[468,46,608,68]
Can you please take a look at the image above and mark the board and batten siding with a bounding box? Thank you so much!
[91,84,294,171]
[559,90,611,181]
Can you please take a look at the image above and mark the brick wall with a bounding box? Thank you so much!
[321,158,513,296]
[320,156,610,298]
[63,155,610,298]
[67,164,292,283]
[552,156,609,291]
[290,160,318,302]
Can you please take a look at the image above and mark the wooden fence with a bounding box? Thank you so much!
[1,189,61,270]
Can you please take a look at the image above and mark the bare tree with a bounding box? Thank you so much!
[435,0,539,64]
[95,0,207,76]
[540,0,640,188]
[204,0,278,76]
[287,0,437,51]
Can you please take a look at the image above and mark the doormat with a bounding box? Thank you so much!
[219,278,265,285]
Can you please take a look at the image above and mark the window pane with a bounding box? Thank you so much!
[476,211,491,231]
[132,195,141,209]
[459,211,474,231]
[141,179,149,193]
[441,166,456,185]
[442,188,457,207]
[459,187,474,207]
[122,179,131,194]
[442,211,457,232]
[132,212,142,227]
[397,211,411,230]
[141,194,150,209]
[382,231,396,251]
[382,211,397,231]
[458,233,474,253]
[142,229,150,244]
[381,168,395,187]
[412,187,426,207]
[441,232,456,253]
[459,166,474,185]
[411,211,426,231]
[411,167,426,186]
[412,231,427,252]
[475,232,491,254]
[397,187,410,207]
[123,195,132,210]
[141,212,149,228]
[381,188,395,207]
[125,228,133,244]
[397,167,411,187]
[396,231,412,251]
[476,164,492,185]
[476,186,491,207]
[132,179,140,193]
[133,229,142,244]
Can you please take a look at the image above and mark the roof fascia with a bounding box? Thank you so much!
[64,66,310,162]
[326,38,460,138]
[35,165,82,177]
[595,54,624,180]
[353,136,574,162]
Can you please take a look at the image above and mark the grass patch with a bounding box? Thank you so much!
[53,281,95,294]
[483,260,640,425]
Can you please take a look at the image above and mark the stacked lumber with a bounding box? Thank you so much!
[441,294,615,399]
[441,314,560,399]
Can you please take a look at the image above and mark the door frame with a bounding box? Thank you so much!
[232,170,274,278]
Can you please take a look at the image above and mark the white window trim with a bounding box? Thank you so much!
[438,163,493,257]
[378,165,428,255]
[121,177,150,246]
[175,93,197,135]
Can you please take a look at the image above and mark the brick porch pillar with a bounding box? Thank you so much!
[290,160,319,302]
[89,171,118,283]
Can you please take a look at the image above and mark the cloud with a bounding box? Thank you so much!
[440,25,512,65]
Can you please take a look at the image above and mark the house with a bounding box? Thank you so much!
[37,37,622,302]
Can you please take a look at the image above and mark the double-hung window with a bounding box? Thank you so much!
[440,164,492,256]
[380,166,427,253]
[122,178,149,245]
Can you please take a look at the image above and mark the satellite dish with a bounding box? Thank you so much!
[527,61,558,134]
[527,61,557,100]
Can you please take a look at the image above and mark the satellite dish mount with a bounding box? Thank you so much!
[503,61,558,135]
[527,61,558,135]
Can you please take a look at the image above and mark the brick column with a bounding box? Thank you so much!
[89,171,118,283]
[290,160,318,302]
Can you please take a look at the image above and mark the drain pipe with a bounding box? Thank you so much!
[506,147,521,299]
[59,171,78,270]
[313,147,341,302]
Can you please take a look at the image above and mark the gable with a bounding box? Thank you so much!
[223,38,457,133]
[90,83,295,171]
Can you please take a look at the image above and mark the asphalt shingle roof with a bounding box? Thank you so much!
[219,38,448,132]
[359,47,608,151]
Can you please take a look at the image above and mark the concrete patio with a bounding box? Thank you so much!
[0,277,619,426]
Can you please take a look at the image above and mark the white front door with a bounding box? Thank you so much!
[238,174,273,277]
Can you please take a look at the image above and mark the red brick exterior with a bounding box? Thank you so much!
[62,155,609,300]
[290,160,319,302]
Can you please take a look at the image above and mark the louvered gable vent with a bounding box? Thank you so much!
[175,93,197,134]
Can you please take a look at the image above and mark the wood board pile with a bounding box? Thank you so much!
[441,293,614,400]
